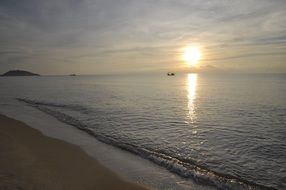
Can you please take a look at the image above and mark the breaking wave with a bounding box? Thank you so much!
[17,98,277,190]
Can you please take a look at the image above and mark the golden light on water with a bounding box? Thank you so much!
[182,46,202,66]
[187,73,197,122]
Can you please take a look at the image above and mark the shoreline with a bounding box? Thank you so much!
[0,114,149,190]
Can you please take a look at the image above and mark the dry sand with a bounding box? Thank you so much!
[0,114,149,190]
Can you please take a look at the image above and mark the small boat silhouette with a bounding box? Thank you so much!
[167,72,175,76]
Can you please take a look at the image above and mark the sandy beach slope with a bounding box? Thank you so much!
[0,114,149,190]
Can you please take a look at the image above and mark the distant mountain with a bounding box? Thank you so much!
[1,70,40,76]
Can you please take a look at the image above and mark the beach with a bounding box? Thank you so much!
[0,74,285,190]
[0,114,149,190]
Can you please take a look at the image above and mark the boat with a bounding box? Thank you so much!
[167,72,175,76]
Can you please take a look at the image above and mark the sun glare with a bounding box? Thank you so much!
[183,46,202,66]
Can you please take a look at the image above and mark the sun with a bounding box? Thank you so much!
[183,46,202,66]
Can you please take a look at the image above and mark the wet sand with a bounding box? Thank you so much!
[0,114,149,190]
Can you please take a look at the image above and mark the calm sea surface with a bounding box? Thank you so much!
[0,73,285,190]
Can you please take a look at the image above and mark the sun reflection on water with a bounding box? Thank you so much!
[187,73,197,123]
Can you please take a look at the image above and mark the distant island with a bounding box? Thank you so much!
[1,70,40,76]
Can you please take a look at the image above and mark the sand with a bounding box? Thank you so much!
[0,114,149,190]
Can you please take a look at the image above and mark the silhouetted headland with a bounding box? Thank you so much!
[1,70,40,76]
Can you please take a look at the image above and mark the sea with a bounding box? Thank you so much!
[0,73,285,190]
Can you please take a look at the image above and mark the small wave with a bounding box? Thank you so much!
[17,98,277,190]
[17,98,91,113]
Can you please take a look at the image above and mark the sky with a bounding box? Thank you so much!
[0,0,286,75]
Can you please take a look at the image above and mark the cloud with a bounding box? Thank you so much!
[0,0,286,74]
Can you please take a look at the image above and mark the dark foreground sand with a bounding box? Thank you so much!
[0,114,149,190]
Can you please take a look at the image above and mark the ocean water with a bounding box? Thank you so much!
[0,73,285,190]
